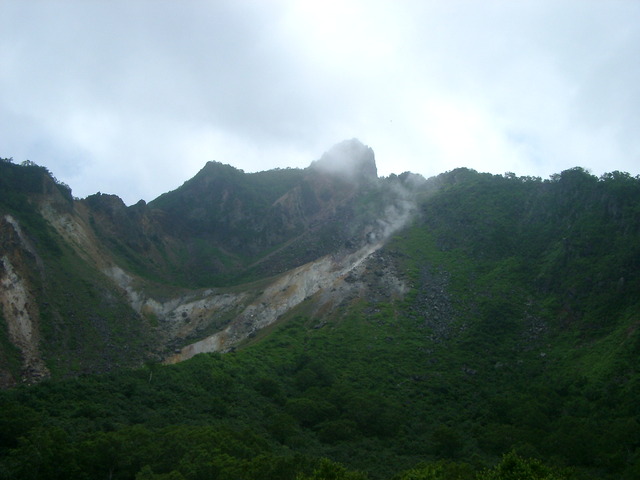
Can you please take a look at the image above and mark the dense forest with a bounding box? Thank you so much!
[1,159,639,479]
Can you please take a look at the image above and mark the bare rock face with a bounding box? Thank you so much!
[0,215,50,386]
[310,139,377,183]
[164,229,408,363]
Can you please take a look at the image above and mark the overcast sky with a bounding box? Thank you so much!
[1,1,639,204]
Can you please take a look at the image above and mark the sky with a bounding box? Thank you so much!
[1,0,639,205]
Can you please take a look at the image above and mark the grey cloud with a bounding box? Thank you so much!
[1,0,639,204]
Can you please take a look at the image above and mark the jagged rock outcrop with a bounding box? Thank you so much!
[310,138,377,183]
[144,139,384,283]
[0,142,424,384]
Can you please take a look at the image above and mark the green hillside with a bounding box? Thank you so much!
[0,159,154,383]
[1,166,638,479]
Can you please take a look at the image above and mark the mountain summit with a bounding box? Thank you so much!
[310,138,377,182]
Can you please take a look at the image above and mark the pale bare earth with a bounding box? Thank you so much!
[0,215,49,382]
[164,231,408,363]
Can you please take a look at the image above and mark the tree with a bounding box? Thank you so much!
[477,451,567,480]
[295,458,368,480]
[393,460,474,480]
[431,425,464,458]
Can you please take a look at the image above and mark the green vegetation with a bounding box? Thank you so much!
[2,297,632,478]
[0,160,69,257]
[0,311,22,381]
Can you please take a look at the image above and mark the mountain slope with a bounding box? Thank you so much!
[0,162,638,478]
[0,140,420,384]
[0,160,156,385]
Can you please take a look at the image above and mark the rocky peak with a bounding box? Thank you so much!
[84,192,127,214]
[310,139,378,183]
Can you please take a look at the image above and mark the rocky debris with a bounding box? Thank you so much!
[165,233,411,362]
[350,250,408,305]
[407,267,456,342]
[517,309,549,352]
[462,366,477,376]
[105,265,251,348]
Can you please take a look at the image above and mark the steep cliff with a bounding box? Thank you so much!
[0,141,422,383]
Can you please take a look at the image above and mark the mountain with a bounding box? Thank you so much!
[0,139,420,384]
[0,144,639,479]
